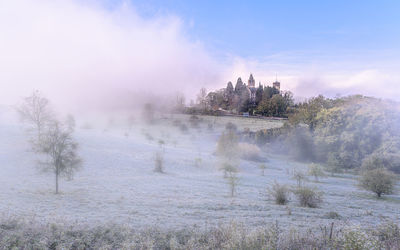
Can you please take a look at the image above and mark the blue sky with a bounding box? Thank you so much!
[107,0,400,61]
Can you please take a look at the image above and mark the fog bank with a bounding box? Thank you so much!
[0,0,223,113]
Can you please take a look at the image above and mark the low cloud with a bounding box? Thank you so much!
[227,55,400,102]
[0,0,223,112]
[292,69,400,101]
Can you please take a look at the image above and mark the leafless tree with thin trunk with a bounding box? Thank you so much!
[196,87,208,111]
[175,92,186,112]
[37,120,82,194]
[227,171,239,197]
[154,151,164,173]
[17,90,53,141]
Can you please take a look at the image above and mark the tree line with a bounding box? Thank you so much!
[247,94,400,178]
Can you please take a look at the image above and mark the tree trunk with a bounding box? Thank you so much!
[55,168,59,194]
[230,183,235,197]
[37,123,41,143]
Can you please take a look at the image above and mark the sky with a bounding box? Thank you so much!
[0,0,399,112]
[125,0,400,57]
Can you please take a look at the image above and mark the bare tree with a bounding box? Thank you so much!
[154,151,164,173]
[142,103,155,124]
[220,162,238,178]
[196,87,207,111]
[259,163,267,176]
[174,92,186,112]
[65,114,76,132]
[18,91,53,140]
[291,169,308,187]
[37,120,82,194]
[308,163,326,182]
[227,171,239,197]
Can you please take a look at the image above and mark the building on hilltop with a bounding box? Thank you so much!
[243,73,282,103]
[206,73,283,112]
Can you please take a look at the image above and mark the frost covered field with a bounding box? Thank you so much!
[0,107,399,230]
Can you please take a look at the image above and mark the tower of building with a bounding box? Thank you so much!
[247,74,255,88]
[273,74,280,91]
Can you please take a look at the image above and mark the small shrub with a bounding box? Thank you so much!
[172,119,182,127]
[207,123,213,131]
[216,131,239,159]
[293,186,323,208]
[154,152,164,173]
[225,122,237,131]
[308,163,326,182]
[325,211,341,219]
[179,123,188,133]
[194,157,202,168]
[145,133,154,141]
[158,139,165,147]
[238,143,261,161]
[359,168,396,198]
[189,115,201,128]
[268,181,290,205]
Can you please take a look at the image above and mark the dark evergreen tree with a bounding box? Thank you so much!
[234,77,244,93]
[255,83,263,105]
[226,81,235,110]
[226,81,234,94]
[237,87,250,112]
[263,86,280,100]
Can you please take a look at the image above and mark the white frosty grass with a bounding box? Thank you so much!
[0,109,399,230]
[174,113,284,132]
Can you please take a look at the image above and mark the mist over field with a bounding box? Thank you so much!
[1,0,400,249]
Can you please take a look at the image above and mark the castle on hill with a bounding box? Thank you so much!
[206,73,283,113]
[233,73,281,103]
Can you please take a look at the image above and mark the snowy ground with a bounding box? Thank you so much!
[0,108,399,230]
